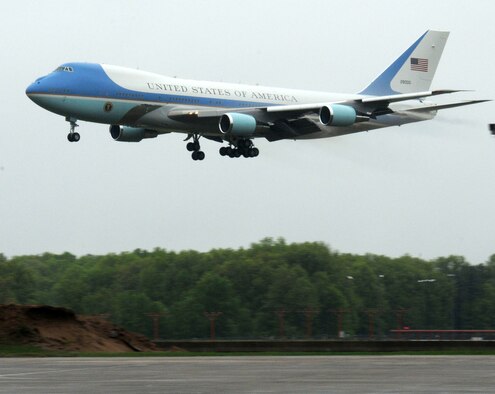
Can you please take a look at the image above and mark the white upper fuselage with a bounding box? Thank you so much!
[106,64,356,106]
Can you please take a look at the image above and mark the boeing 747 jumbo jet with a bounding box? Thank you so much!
[26,30,488,161]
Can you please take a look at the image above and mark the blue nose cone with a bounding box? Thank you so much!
[25,82,36,95]
[26,77,48,106]
[26,75,48,96]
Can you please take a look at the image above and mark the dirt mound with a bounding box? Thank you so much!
[0,304,157,352]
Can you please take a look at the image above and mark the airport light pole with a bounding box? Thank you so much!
[298,307,319,338]
[446,274,457,329]
[365,309,380,339]
[392,308,409,338]
[330,308,350,338]
[274,309,287,339]
[145,312,166,340]
[418,279,436,328]
[204,312,222,341]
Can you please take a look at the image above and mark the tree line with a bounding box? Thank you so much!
[1,238,494,339]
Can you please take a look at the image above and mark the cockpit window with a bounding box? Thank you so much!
[54,66,74,72]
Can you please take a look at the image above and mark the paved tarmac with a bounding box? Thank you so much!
[0,356,494,393]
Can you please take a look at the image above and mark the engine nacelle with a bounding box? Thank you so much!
[319,104,357,127]
[219,113,257,136]
[109,125,157,142]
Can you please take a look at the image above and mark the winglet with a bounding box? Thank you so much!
[360,30,450,96]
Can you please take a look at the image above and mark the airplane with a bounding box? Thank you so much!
[26,30,489,161]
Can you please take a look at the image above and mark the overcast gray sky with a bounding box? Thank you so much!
[1,0,494,263]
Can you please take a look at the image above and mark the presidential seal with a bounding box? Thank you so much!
[104,102,113,112]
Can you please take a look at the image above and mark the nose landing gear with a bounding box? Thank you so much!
[66,117,80,142]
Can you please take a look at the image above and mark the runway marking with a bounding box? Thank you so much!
[0,368,87,378]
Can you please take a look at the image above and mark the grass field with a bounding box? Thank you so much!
[2,344,495,357]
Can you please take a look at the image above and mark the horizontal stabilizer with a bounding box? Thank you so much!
[405,100,491,112]
[360,90,464,104]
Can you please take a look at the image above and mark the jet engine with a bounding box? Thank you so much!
[319,104,357,127]
[219,113,257,136]
[109,125,158,142]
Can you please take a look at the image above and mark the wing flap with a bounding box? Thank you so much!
[167,108,228,121]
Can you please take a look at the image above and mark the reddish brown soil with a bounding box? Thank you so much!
[0,304,157,352]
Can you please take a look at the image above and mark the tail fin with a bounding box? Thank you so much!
[359,30,450,96]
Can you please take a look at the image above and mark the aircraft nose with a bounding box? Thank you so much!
[25,77,46,96]
[25,82,35,96]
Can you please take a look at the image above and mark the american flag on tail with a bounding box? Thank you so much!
[410,57,428,72]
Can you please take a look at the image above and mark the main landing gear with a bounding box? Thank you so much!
[66,118,80,142]
[184,136,259,160]
[186,135,205,161]
[219,139,259,158]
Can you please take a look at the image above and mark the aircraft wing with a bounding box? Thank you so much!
[163,90,489,141]
[263,90,469,120]
[167,89,466,125]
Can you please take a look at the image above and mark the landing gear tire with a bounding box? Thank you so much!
[67,132,81,142]
[192,151,205,161]
[186,142,196,152]
[220,138,259,158]
[187,141,200,152]
[187,135,204,160]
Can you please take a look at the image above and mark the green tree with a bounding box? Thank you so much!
[264,264,318,337]
[112,291,165,337]
[168,272,248,338]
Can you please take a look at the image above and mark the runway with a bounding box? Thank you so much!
[0,356,494,393]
